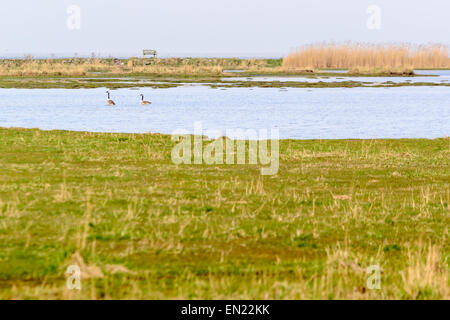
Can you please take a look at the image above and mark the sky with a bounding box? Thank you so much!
[0,0,449,58]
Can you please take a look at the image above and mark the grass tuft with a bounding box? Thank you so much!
[0,128,448,299]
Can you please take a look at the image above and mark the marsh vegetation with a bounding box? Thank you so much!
[2,43,448,79]
[0,57,278,77]
[283,43,450,74]
[0,128,448,299]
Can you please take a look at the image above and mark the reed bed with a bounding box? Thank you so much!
[283,43,450,72]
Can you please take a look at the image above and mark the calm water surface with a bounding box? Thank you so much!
[229,70,450,84]
[0,85,449,139]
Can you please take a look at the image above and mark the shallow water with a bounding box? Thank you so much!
[0,86,449,139]
[229,70,450,84]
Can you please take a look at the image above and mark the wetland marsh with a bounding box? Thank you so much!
[0,50,449,300]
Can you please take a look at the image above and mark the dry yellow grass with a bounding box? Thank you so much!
[283,43,450,70]
[0,59,225,77]
[0,58,274,77]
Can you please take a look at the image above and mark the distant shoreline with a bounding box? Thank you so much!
[1,57,449,80]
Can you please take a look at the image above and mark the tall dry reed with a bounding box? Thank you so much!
[283,43,450,70]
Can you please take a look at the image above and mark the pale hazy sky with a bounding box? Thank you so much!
[1,0,449,57]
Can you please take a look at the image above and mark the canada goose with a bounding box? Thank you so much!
[140,94,151,105]
[106,91,115,105]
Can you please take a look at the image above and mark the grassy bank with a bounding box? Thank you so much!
[0,58,280,77]
[0,128,448,299]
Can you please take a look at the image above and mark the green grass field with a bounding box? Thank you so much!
[0,128,448,299]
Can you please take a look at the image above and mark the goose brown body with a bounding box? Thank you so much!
[106,91,115,105]
[140,94,151,105]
